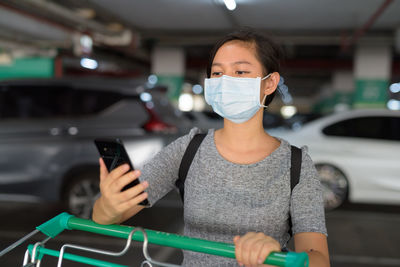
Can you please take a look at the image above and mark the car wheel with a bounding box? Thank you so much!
[315,164,349,211]
[63,171,100,219]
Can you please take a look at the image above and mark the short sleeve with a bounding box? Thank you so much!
[139,127,202,207]
[290,147,328,236]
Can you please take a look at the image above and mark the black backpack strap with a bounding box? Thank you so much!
[290,146,302,191]
[176,133,207,201]
[288,145,302,238]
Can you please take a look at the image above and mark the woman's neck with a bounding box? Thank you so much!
[217,110,270,151]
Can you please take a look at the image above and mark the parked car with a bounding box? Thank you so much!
[182,110,223,131]
[267,109,400,210]
[0,77,190,218]
[181,111,285,132]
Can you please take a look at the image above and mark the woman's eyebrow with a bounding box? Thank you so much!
[212,61,252,67]
[233,61,252,65]
[211,62,222,67]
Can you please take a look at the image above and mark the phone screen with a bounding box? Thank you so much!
[94,138,148,206]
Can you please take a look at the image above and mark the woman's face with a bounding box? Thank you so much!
[210,40,265,79]
[210,40,274,104]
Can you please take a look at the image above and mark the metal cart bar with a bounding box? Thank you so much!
[27,244,127,267]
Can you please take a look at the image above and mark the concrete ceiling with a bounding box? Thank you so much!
[1,0,399,48]
[88,0,400,32]
[0,0,399,99]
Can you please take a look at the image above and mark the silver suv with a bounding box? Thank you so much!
[0,78,190,218]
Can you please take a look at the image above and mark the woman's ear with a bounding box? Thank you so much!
[263,72,280,95]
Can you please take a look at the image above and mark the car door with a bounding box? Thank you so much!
[321,115,400,204]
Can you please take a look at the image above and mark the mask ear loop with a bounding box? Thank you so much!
[260,73,272,108]
[260,94,268,108]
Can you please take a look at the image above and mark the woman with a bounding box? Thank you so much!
[92,28,330,267]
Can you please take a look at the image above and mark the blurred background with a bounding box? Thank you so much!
[0,0,399,266]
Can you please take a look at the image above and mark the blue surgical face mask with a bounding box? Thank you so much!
[204,74,272,124]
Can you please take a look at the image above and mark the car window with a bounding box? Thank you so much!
[183,112,196,121]
[322,116,400,141]
[388,116,400,141]
[0,86,5,118]
[0,85,124,119]
[203,111,222,120]
[0,85,73,119]
[70,89,123,116]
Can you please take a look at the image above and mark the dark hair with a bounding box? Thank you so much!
[206,27,283,106]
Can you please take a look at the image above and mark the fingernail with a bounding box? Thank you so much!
[258,259,263,264]
[142,181,149,187]
[238,262,243,267]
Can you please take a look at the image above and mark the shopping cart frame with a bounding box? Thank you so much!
[1,212,309,267]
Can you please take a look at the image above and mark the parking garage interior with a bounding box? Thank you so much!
[0,1,399,267]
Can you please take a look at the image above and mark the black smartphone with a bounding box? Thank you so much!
[94,138,149,206]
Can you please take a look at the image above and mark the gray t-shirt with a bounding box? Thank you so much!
[140,128,327,266]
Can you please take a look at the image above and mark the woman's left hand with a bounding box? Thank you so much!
[234,232,281,267]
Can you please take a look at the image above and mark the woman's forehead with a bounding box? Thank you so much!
[213,41,259,66]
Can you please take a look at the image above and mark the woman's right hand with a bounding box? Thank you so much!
[92,158,149,225]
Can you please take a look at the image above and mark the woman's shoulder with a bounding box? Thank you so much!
[167,127,210,150]
[181,127,206,141]
[274,137,312,160]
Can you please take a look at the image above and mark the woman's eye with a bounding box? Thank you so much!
[212,72,222,76]
[236,71,249,75]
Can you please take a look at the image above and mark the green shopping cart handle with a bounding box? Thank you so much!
[36,213,309,267]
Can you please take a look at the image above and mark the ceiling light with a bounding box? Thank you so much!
[192,84,203,94]
[280,105,297,119]
[140,92,152,102]
[223,0,236,11]
[179,93,194,112]
[389,83,400,93]
[80,35,93,49]
[148,74,158,85]
[80,58,98,70]
[387,99,400,110]
[75,8,96,19]
[107,23,124,32]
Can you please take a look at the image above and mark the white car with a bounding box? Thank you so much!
[268,109,400,210]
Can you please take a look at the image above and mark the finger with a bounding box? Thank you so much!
[234,236,244,266]
[120,180,149,202]
[241,240,251,267]
[108,163,131,182]
[249,239,264,266]
[120,191,148,210]
[240,235,258,267]
[257,242,276,266]
[235,233,256,266]
[99,158,109,181]
[112,170,141,192]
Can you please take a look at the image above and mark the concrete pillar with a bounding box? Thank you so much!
[353,44,392,108]
[332,71,354,112]
[151,46,185,102]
